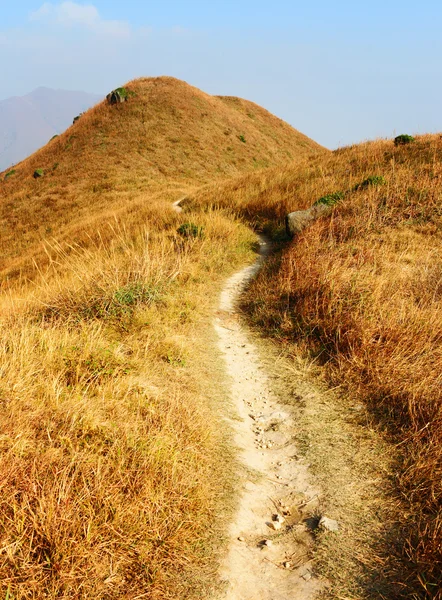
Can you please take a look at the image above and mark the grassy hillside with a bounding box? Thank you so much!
[0,76,325,286]
[0,78,324,598]
[190,134,442,598]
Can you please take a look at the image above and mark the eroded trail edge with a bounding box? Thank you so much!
[215,238,322,600]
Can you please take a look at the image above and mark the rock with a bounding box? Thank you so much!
[106,87,128,105]
[285,204,332,238]
[268,521,281,531]
[318,516,339,532]
[238,536,245,542]
[33,169,44,179]
[283,561,291,569]
[262,539,273,548]
[274,514,285,524]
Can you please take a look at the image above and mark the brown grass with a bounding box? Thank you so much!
[0,207,257,598]
[0,76,325,597]
[191,134,442,598]
[0,76,325,285]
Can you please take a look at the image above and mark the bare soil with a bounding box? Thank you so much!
[214,238,323,600]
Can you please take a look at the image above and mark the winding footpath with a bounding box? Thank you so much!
[214,237,322,600]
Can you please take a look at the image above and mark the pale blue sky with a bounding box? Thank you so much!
[1,1,441,148]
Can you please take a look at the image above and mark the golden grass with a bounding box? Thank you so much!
[0,206,257,598]
[0,76,325,285]
[192,134,442,598]
[0,76,325,598]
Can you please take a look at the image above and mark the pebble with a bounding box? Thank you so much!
[238,536,245,542]
[283,561,291,569]
[268,521,281,531]
[262,539,273,547]
[319,516,339,532]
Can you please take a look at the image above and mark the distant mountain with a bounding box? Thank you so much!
[0,87,102,171]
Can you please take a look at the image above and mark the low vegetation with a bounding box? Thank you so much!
[313,191,344,206]
[395,133,416,146]
[0,205,256,597]
[0,76,324,285]
[0,76,320,598]
[1,74,440,599]
[190,134,442,598]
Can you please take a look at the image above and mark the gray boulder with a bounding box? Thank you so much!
[285,204,332,238]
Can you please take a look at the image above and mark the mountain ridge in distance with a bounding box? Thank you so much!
[0,87,102,171]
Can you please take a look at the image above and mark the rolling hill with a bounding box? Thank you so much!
[0,75,440,599]
[0,87,102,171]
[0,76,326,284]
[0,76,326,598]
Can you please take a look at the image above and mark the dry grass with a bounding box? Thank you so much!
[0,207,257,598]
[0,76,325,285]
[0,76,325,598]
[192,134,442,598]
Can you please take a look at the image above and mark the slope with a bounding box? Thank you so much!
[0,87,102,171]
[0,77,326,599]
[0,76,325,285]
[189,134,442,599]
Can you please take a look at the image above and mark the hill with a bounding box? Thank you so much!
[0,76,325,285]
[190,134,442,598]
[0,87,102,171]
[1,75,440,598]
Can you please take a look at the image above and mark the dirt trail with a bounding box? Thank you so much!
[214,238,322,600]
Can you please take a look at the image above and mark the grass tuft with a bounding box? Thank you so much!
[313,191,345,206]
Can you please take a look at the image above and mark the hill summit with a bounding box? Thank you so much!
[0,76,326,281]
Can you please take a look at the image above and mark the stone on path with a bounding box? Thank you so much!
[318,516,339,532]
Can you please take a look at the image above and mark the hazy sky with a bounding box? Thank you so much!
[1,1,441,148]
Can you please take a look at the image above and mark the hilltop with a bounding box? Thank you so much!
[0,76,325,284]
[0,87,102,171]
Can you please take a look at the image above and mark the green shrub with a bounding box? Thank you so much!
[238,135,246,143]
[314,191,344,207]
[73,113,83,124]
[115,87,128,99]
[355,175,386,190]
[4,169,16,180]
[113,282,159,310]
[177,222,205,239]
[33,169,44,179]
[50,134,59,141]
[394,134,415,146]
